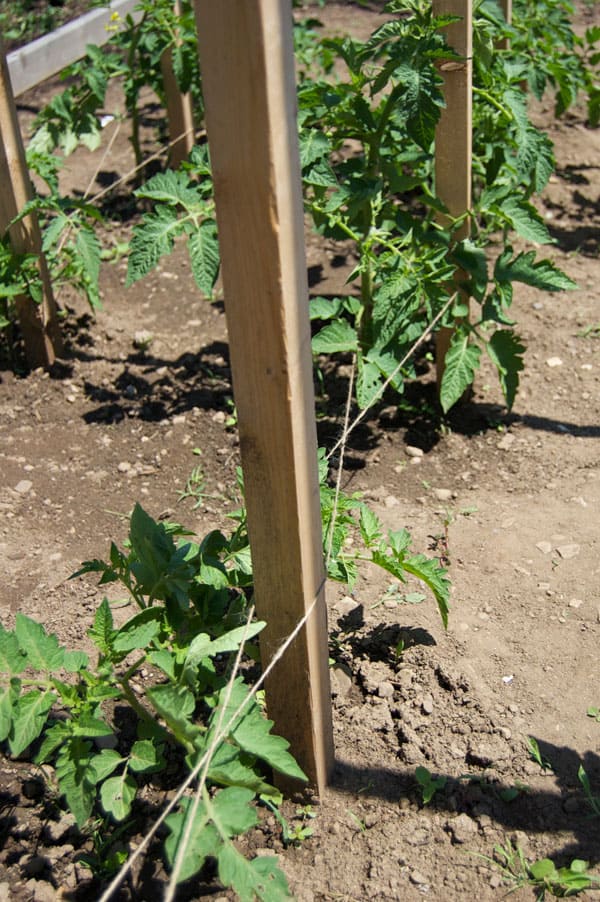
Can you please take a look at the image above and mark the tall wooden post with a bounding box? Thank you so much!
[499,0,512,50]
[432,0,472,392]
[0,38,63,367]
[161,0,195,168]
[194,0,334,793]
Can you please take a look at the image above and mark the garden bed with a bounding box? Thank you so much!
[1,2,600,900]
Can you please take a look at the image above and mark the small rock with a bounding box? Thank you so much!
[331,666,352,698]
[14,480,32,494]
[535,541,552,555]
[497,433,515,451]
[556,544,580,560]
[489,873,503,889]
[421,694,434,715]
[117,461,131,473]
[568,598,583,609]
[409,870,429,886]
[212,410,226,424]
[546,357,563,367]
[384,494,399,508]
[254,848,277,857]
[378,681,395,699]
[434,488,452,502]
[407,827,430,846]
[32,880,58,902]
[447,813,477,844]
[133,330,153,349]
[0,883,10,902]
[334,596,359,616]
[405,446,424,458]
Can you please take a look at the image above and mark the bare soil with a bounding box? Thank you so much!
[1,4,600,900]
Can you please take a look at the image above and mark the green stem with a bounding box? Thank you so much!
[472,87,514,120]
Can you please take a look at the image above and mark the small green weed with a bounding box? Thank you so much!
[587,705,600,722]
[526,736,554,771]
[415,766,446,805]
[578,766,600,818]
[478,839,600,900]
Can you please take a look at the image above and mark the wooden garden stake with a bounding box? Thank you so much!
[194,0,334,792]
[0,38,63,368]
[432,0,472,393]
[499,0,512,50]
[160,0,195,168]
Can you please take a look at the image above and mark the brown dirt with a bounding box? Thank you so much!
[1,3,600,900]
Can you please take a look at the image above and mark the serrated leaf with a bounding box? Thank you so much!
[452,239,489,301]
[188,219,220,298]
[358,505,383,548]
[299,129,330,167]
[494,248,577,291]
[63,650,89,672]
[126,206,182,286]
[396,62,442,150]
[113,617,160,654]
[311,320,358,354]
[401,554,451,629]
[87,598,114,655]
[74,226,101,287]
[486,329,525,409]
[55,737,96,825]
[129,739,162,773]
[14,614,64,671]
[164,797,223,882]
[206,741,278,797]
[185,622,266,670]
[210,680,307,783]
[439,331,481,412]
[497,197,551,244]
[218,843,291,902]
[100,772,136,821]
[0,624,25,675]
[146,683,200,745]
[356,357,383,410]
[89,749,124,783]
[9,690,54,757]
[309,297,344,321]
[135,169,200,208]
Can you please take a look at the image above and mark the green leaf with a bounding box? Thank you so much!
[452,239,488,302]
[135,169,201,208]
[129,739,162,773]
[113,616,161,654]
[0,681,18,742]
[63,650,89,672]
[401,554,451,629]
[358,505,383,548]
[218,843,291,902]
[74,226,101,287]
[299,129,330,167]
[396,62,442,150]
[165,802,220,881]
[497,196,551,244]
[312,320,359,354]
[356,357,383,410]
[309,296,344,321]
[529,858,558,880]
[0,624,25,675]
[146,683,200,744]
[205,741,279,797]
[87,598,114,655]
[439,330,481,412]
[210,680,307,783]
[89,749,124,783]
[185,622,266,669]
[494,248,577,292]
[100,772,137,822]
[72,714,113,738]
[9,690,55,756]
[486,329,525,409]
[14,614,64,671]
[188,219,220,298]
[126,206,182,286]
[55,737,96,825]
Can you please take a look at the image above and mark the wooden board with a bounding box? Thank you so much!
[7,0,141,97]
[432,0,472,390]
[194,0,334,793]
[0,39,63,367]
[160,0,195,168]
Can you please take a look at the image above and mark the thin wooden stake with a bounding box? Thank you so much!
[433,0,472,395]
[160,0,195,168]
[194,0,334,793]
[0,38,63,368]
[498,0,512,50]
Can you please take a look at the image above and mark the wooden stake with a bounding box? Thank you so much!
[498,0,512,50]
[0,38,63,368]
[160,0,195,168]
[432,0,472,393]
[194,0,334,793]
